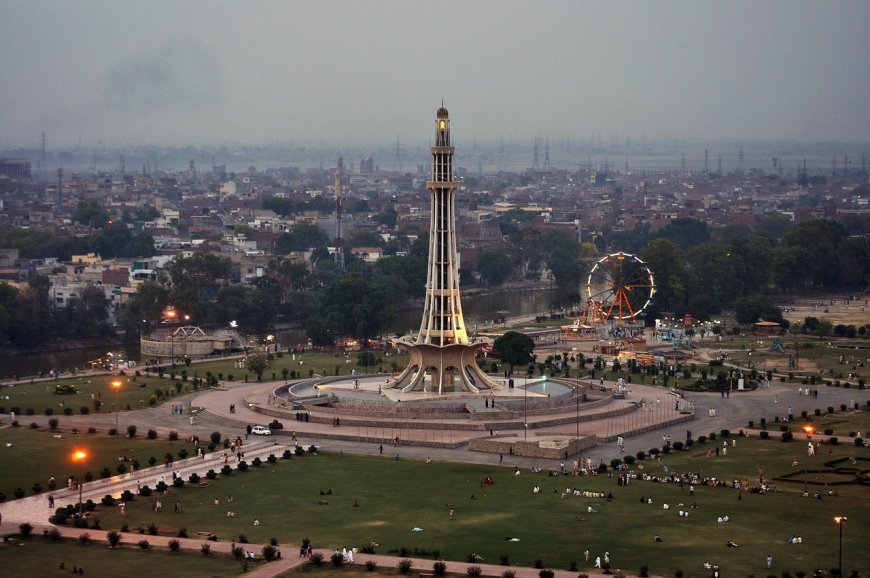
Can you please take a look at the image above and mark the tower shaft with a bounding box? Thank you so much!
[418,108,467,346]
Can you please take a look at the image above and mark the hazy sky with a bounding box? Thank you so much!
[2,1,868,148]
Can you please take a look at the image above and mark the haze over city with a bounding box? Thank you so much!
[2,0,869,150]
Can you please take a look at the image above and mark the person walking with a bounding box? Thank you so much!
[767,554,773,569]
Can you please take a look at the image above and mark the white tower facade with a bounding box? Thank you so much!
[417,106,468,346]
[389,107,500,394]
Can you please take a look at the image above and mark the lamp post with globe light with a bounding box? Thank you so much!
[834,516,847,578]
[111,379,122,427]
[71,449,88,518]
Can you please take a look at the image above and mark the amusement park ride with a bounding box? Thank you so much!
[585,252,656,322]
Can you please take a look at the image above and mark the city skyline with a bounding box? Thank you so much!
[2,1,869,149]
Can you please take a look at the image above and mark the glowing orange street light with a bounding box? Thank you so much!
[803,425,815,438]
[835,516,847,578]
[111,379,123,427]
[71,449,88,518]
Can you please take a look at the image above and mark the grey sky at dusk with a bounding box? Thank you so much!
[1,0,868,148]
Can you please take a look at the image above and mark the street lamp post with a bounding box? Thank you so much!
[72,449,88,518]
[111,379,122,427]
[835,516,847,578]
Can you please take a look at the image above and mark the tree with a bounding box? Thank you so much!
[245,354,269,382]
[734,294,784,325]
[477,252,513,286]
[493,331,535,372]
[275,223,331,254]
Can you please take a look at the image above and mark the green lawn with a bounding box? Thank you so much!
[0,427,199,500]
[66,422,869,578]
[0,373,195,418]
[0,538,245,577]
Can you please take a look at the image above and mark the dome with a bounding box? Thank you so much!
[436,106,449,119]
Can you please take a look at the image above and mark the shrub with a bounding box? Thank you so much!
[708,432,716,440]
[173,477,184,488]
[760,431,770,439]
[237,461,248,471]
[815,408,822,416]
[169,538,180,552]
[331,552,345,567]
[636,451,646,460]
[502,571,517,578]
[640,564,649,577]
[78,532,91,545]
[206,469,217,480]
[47,527,62,542]
[107,530,121,548]
[624,455,636,465]
[781,432,794,442]
[466,565,482,577]
[101,495,115,506]
[29,422,38,430]
[262,544,278,561]
[138,539,150,550]
[210,431,222,445]
[188,473,200,484]
[534,558,544,569]
[309,552,324,566]
[840,404,847,411]
[720,429,731,438]
[238,534,249,544]
[824,428,834,436]
[252,457,262,467]
[539,570,555,578]
[44,408,53,416]
[126,424,137,438]
[672,441,684,451]
[295,446,305,456]
[121,490,134,501]
[201,543,211,556]
[398,559,413,574]
[108,428,118,436]
[267,454,277,464]
[282,449,293,459]
[147,429,158,439]
[64,407,73,416]
[221,465,233,475]
[138,485,152,497]
[365,560,378,571]
[829,437,838,445]
[147,522,158,535]
[433,560,447,575]
[697,436,707,444]
[177,449,188,459]
[178,528,188,538]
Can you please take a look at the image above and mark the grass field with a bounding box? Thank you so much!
[0,427,198,500]
[0,373,195,418]
[59,416,868,578]
[0,538,245,577]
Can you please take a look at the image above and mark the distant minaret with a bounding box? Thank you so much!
[334,157,345,272]
[738,147,744,172]
[57,167,63,207]
[704,149,709,173]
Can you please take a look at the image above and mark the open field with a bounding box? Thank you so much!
[0,427,199,500]
[0,538,245,577]
[52,414,868,578]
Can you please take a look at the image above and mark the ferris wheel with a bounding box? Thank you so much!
[585,252,656,321]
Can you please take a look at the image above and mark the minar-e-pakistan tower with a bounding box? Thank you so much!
[390,106,501,394]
